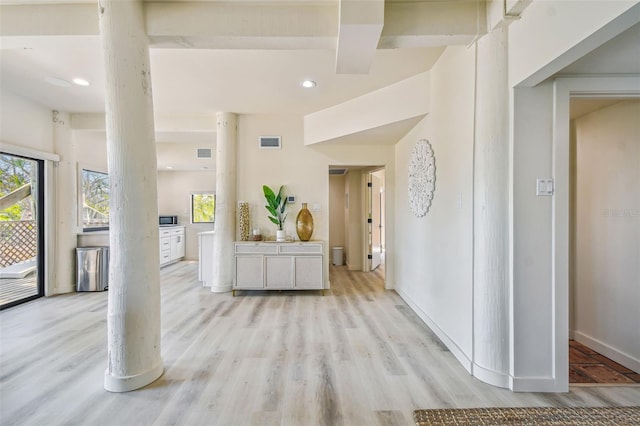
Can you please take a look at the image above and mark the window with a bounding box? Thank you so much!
[191,193,215,223]
[82,169,109,231]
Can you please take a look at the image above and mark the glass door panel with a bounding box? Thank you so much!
[0,153,44,309]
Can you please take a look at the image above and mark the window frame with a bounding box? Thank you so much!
[78,166,110,232]
[190,192,215,224]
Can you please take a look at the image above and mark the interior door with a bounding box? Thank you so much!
[368,172,382,271]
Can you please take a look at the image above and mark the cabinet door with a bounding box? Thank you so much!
[177,235,185,258]
[171,234,185,260]
[235,256,264,289]
[294,256,323,289]
[265,256,294,289]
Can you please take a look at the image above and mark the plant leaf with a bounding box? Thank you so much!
[268,216,280,226]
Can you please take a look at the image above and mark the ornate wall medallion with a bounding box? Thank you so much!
[408,139,436,217]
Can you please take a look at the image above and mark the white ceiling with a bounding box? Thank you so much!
[1,1,638,172]
[558,22,640,76]
[0,37,443,116]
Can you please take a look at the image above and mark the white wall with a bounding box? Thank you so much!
[0,90,60,295]
[72,130,216,261]
[394,45,475,370]
[156,142,216,171]
[329,174,346,257]
[0,89,53,151]
[157,170,216,260]
[511,82,556,386]
[572,101,640,371]
[508,1,640,86]
[236,113,396,288]
[304,72,429,145]
[75,130,109,173]
[236,114,327,241]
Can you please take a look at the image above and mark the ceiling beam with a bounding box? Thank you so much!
[0,4,99,36]
[380,0,486,48]
[1,1,485,51]
[335,0,384,74]
[145,2,338,49]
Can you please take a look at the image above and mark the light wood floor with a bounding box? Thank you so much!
[1,262,638,426]
[0,274,38,308]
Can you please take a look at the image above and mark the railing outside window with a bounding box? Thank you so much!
[0,220,36,268]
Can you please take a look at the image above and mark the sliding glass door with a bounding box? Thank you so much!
[0,153,44,309]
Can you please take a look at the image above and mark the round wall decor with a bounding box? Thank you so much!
[408,139,436,217]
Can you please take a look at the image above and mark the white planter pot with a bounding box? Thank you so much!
[276,230,286,242]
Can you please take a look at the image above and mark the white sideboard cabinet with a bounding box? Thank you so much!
[160,226,185,266]
[233,241,324,295]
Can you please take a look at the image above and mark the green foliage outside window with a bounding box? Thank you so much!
[82,169,110,230]
[0,154,34,221]
[192,193,215,223]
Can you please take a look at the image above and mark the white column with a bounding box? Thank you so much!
[472,27,510,388]
[52,111,77,295]
[99,0,163,392]
[211,112,237,293]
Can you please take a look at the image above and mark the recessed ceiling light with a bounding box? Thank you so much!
[301,80,316,88]
[44,76,72,87]
[166,166,173,169]
[72,78,90,87]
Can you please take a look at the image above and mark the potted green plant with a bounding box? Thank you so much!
[263,185,287,241]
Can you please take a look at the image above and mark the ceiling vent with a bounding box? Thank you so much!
[329,168,347,175]
[259,136,281,149]
[196,148,212,159]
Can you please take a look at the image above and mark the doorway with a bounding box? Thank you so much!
[328,166,386,282]
[367,169,385,273]
[568,99,640,384]
[0,153,45,309]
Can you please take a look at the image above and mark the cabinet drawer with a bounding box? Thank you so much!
[160,237,171,250]
[171,228,184,236]
[160,249,171,264]
[235,243,278,254]
[279,243,322,254]
[160,229,172,237]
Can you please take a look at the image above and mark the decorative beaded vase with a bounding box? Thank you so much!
[296,203,314,241]
[238,202,250,241]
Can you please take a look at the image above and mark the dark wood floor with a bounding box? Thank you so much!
[569,340,640,384]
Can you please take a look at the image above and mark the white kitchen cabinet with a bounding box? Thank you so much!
[233,241,324,295]
[159,226,185,266]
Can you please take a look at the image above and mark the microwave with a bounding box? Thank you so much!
[159,215,178,226]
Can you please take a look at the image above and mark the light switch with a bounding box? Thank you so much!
[312,203,321,212]
[536,178,554,196]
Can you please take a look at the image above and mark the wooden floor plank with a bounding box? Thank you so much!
[1,261,639,426]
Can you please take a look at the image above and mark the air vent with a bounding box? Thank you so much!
[259,136,281,149]
[196,148,212,159]
[329,168,347,175]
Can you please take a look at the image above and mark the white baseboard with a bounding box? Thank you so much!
[574,330,640,373]
[510,375,565,392]
[396,287,568,392]
[473,363,510,389]
[396,287,473,374]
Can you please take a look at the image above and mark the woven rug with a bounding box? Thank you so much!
[413,406,640,425]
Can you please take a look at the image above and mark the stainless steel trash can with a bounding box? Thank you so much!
[76,246,109,292]
[332,247,344,266]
